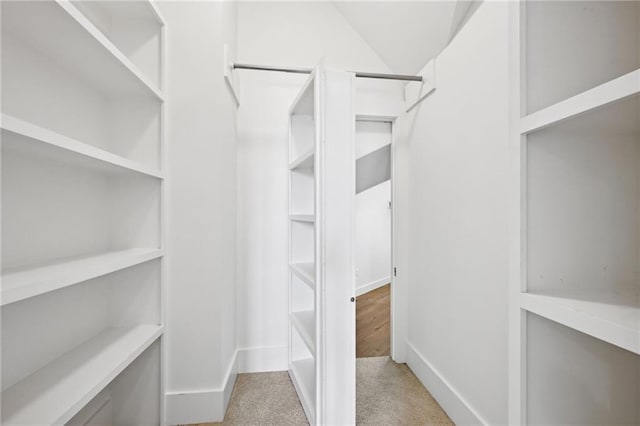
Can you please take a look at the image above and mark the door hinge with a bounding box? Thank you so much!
[394,267,397,277]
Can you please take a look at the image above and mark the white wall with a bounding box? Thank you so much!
[159,2,238,424]
[356,180,391,296]
[396,2,510,424]
[236,1,403,372]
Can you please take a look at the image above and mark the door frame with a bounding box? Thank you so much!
[354,114,405,363]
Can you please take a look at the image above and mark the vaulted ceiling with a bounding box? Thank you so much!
[332,1,478,75]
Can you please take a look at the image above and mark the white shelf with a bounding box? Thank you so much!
[289,72,315,116]
[2,248,164,306]
[289,214,315,223]
[290,263,315,290]
[74,0,165,26]
[289,358,315,424]
[1,114,164,179]
[1,325,163,425]
[521,69,640,134]
[520,289,640,354]
[291,310,315,355]
[289,147,315,170]
[2,0,163,101]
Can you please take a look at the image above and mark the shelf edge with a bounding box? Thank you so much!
[288,148,315,170]
[1,114,164,180]
[521,68,640,134]
[290,263,315,290]
[1,249,165,306]
[291,311,315,355]
[520,292,640,355]
[2,325,164,425]
[289,214,315,223]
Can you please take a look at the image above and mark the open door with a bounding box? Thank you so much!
[287,63,356,425]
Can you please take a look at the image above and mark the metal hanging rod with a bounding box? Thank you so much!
[232,62,423,82]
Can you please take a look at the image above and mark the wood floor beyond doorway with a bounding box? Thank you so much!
[356,283,390,358]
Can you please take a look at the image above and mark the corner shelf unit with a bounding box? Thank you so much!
[287,65,356,425]
[510,2,640,424]
[1,0,166,424]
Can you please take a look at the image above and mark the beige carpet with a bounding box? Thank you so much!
[210,371,308,425]
[205,357,452,425]
[356,357,452,425]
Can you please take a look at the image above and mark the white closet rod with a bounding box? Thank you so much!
[232,62,423,82]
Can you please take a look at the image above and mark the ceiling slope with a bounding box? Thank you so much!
[332,1,477,75]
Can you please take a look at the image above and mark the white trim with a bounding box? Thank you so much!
[355,276,390,297]
[237,346,288,373]
[406,343,486,426]
[508,2,526,423]
[164,350,237,425]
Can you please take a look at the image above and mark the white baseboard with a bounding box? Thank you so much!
[237,346,288,373]
[165,350,238,425]
[356,276,390,297]
[406,343,486,425]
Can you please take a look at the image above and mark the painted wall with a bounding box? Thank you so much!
[356,181,391,296]
[395,2,510,424]
[235,1,403,372]
[159,2,238,423]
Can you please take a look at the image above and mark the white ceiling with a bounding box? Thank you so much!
[332,1,477,75]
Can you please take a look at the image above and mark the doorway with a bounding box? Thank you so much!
[354,119,393,358]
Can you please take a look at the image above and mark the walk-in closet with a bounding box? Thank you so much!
[0,1,638,425]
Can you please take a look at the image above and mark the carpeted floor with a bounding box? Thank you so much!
[356,357,452,425]
[205,356,452,425]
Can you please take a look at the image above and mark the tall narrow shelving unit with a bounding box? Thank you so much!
[1,1,166,424]
[288,71,319,424]
[287,66,356,425]
[510,1,640,424]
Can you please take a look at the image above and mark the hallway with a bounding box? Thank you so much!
[208,357,452,425]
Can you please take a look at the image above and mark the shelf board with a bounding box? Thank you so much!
[521,69,640,134]
[1,114,164,179]
[289,214,315,223]
[289,358,315,424]
[289,72,315,116]
[1,325,163,425]
[520,289,640,354]
[290,263,315,290]
[2,248,164,306]
[2,0,163,101]
[291,310,315,355]
[289,148,315,171]
[72,0,165,27]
